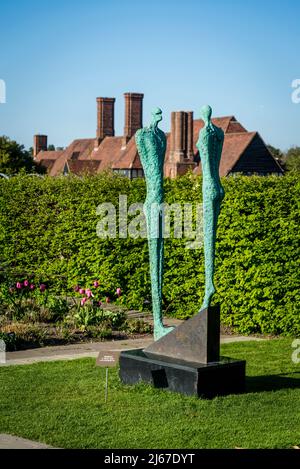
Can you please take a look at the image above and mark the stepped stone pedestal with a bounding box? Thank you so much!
[119,306,246,398]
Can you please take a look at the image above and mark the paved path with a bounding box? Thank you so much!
[0,434,54,449]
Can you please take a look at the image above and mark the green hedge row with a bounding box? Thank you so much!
[0,172,299,335]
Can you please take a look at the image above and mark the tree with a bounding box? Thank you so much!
[0,136,45,176]
[47,144,56,151]
[267,145,284,163]
[285,146,300,172]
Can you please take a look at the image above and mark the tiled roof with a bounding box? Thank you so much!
[47,139,95,176]
[92,136,124,171]
[36,115,275,177]
[66,160,100,175]
[192,116,247,153]
[111,136,139,169]
[193,132,256,177]
[35,150,64,161]
[37,159,56,172]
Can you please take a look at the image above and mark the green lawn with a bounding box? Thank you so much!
[0,338,299,449]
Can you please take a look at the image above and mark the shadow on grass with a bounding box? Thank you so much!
[246,372,300,393]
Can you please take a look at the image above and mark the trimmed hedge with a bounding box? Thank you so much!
[0,172,299,335]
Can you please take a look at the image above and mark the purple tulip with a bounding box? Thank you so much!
[116,287,121,297]
[98,301,102,307]
[80,297,87,306]
[79,288,85,295]
[23,280,29,287]
[40,284,46,292]
[30,284,35,290]
[74,285,80,292]
[16,282,22,289]
[93,281,99,288]
[105,296,111,304]
[86,289,93,298]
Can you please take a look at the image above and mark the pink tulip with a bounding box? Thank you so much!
[30,284,35,290]
[116,288,121,297]
[9,287,15,293]
[105,297,110,304]
[23,280,29,287]
[93,281,99,288]
[40,284,46,292]
[79,288,85,295]
[16,282,22,289]
[80,297,87,306]
[98,301,102,307]
[86,289,93,298]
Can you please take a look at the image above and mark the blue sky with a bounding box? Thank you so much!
[0,0,299,150]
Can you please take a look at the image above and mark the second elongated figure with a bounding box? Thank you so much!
[196,105,225,310]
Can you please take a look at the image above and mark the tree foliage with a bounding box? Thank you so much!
[0,136,45,176]
[285,146,300,172]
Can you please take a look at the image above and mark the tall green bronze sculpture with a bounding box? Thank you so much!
[196,105,225,310]
[120,105,246,398]
[135,108,174,340]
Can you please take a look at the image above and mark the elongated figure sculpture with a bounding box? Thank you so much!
[196,105,225,310]
[135,108,174,340]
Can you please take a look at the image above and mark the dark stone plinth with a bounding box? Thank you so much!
[119,349,246,398]
[145,306,220,364]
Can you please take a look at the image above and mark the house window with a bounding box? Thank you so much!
[71,152,80,160]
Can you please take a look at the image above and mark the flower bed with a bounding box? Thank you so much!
[0,277,152,350]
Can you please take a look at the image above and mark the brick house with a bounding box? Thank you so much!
[34,93,283,178]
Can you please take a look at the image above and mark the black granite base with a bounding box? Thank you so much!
[119,349,246,398]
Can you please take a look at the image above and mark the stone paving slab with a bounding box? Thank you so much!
[0,434,54,449]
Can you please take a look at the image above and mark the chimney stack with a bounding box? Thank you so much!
[33,134,48,157]
[186,111,194,159]
[96,97,115,146]
[165,110,195,178]
[170,111,194,162]
[123,92,144,146]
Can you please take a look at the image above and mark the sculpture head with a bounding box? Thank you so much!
[201,105,212,125]
[151,107,163,125]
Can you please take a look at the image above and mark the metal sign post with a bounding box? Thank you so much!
[105,367,108,403]
[96,351,120,403]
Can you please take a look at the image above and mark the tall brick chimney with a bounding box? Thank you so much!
[166,111,195,178]
[96,97,115,146]
[170,111,193,161]
[186,111,194,159]
[123,92,144,146]
[33,134,48,157]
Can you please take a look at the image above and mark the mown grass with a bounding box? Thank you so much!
[0,338,299,448]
